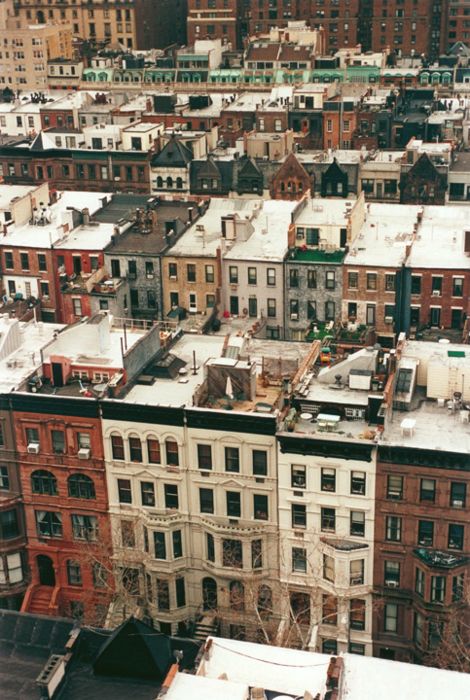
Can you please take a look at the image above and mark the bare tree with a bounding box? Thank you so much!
[423,582,470,673]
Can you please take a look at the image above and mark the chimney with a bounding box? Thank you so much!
[82,208,90,225]
[187,206,194,223]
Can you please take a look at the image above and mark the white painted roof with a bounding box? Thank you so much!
[224,200,296,262]
[165,673,248,700]
[407,205,470,269]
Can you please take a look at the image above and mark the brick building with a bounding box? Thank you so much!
[187,0,239,48]
[270,153,314,200]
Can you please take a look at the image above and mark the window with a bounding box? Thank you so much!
[386,474,403,500]
[68,474,95,500]
[172,530,183,558]
[323,554,335,582]
[253,494,268,520]
[20,252,29,270]
[415,568,425,597]
[351,471,366,495]
[322,638,337,654]
[307,269,317,289]
[248,297,257,317]
[320,594,336,625]
[418,520,434,546]
[350,559,364,585]
[452,573,465,602]
[350,511,365,536]
[384,603,398,633]
[450,482,466,508]
[168,262,177,279]
[187,264,196,282]
[141,482,155,507]
[4,252,13,270]
[366,273,377,290]
[199,488,214,514]
[226,491,241,518]
[111,434,124,460]
[321,468,336,492]
[164,484,179,509]
[267,268,276,286]
[65,560,82,587]
[321,507,336,533]
[128,436,142,462]
[0,509,20,540]
[26,427,40,447]
[386,515,402,542]
[290,299,299,320]
[350,598,366,630]
[248,267,257,285]
[0,466,9,490]
[165,440,179,466]
[431,276,442,295]
[154,531,166,559]
[348,271,358,289]
[225,446,240,472]
[223,539,242,568]
[72,514,98,541]
[385,274,395,291]
[229,266,238,284]
[384,561,400,587]
[120,520,135,548]
[0,552,23,585]
[431,576,446,603]
[420,478,436,502]
[414,611,424,646]
[252,539,263,569]
[292,503,306,528]
[252,450,267,476]
[325,301,335,321]
[147,438,161,464]
[197,444,212,470]
[37,253,47,271]
[411,275,421,295]
[92,563,107,589]
[117,478,132,504]
[325,271,335,290]
[453,277,464,297]
[448,523,464,550]
[176,577,186,607]
[156,579,170,611]
[289,269,299,288]
[31,470,57,496]
[291,464,306,488]
[72,299,82,317]
[207,533,215,562]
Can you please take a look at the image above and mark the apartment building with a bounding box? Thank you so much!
[187,0,239,48]
[14,0,187,50]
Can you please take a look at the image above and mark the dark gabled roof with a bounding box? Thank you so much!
[448,41,470,57]
[29,132,49,152]
[151,136,193,167]
[323,157,347,180]
[407,151,441,178]
[190,158,234,192]
[93,616,172,679]
[238,156,262,178]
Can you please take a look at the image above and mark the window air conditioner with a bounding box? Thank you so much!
[384,316,393,324]
[290,313,298,320]
[78,447,91,459]
[27,443,40,454]
[385,580,399,588]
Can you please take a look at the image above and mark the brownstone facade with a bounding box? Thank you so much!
[374,445,469,662]
[269,153,313,200]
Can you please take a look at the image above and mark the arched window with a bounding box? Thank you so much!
[257,584,272,616]
[68,474,95,499]
[128,435,142,463]
[229,580,245,611]
[202,577,217,610]
[166,176,173,189]
[176,177,183,189]
[31,470,57,496]
[165,439,179,466]
[111,433,124,460]
[156,176,163,188]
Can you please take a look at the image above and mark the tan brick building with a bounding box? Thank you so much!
[0,0,72,90]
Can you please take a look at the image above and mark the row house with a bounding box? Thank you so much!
[373,340,470,662]
[100,332,304,637]
[101,198,200,321]
[220,199,298,338]
[0,317,64,611]
[283,195,365,341]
